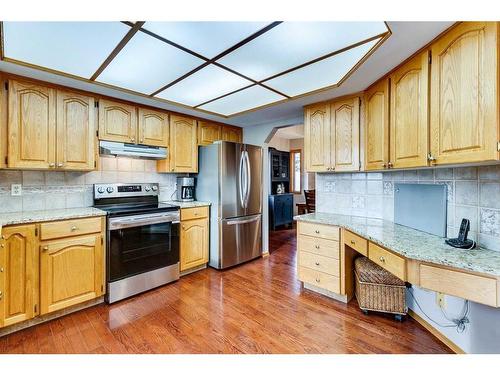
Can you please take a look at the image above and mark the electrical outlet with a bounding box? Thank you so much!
[11,184,22,196]
[436,292,446,309]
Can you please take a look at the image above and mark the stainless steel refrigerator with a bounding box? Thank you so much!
[197,141,263,269]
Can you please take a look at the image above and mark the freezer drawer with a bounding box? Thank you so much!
[214,214,262,269]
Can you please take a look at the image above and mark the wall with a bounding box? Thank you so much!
[289,138,315,215]
[0,156,179,211]
[316,165,500,353]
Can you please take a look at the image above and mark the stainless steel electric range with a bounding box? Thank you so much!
[93,183,180,303]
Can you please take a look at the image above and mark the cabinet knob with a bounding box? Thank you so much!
[131,138,135,142]
[315,278,320,283]
[0,267,4,272]
[0,291,2,300]
[315,245,320,249]
[315,262,320,266]
[42,246,48,251]
[350,240,356,245]
[387,162,393,168]
[379,256,385,263]
[427,153,436,162]
[315,230,320,234]
[71,226,78,231]
[49,163,55,168]
[140,138,144,143]
[383,163,387,168]
[57,163,64,168]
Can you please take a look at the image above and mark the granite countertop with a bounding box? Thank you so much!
[294,212,500,277]
[161,200,211,209]
[0,207,107,228]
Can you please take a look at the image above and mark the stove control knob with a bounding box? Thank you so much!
[145,186,151,192]
[97,187,105,194]
[106,187,114,194]
[152,185,158,192]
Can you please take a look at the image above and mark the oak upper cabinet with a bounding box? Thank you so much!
[56,90,96,170]
[331,97,360,172]
[430,22,499,165]
[221,126,242,143]
[8,80,56,169]
[198,121,221,145]
[180,208,209,272]
[304,103,331,172]
[0,224,38,328]
[98,99,137,144]
[138,108,169,147]
[364,79,390,170]
[390,51,429,169]
[40,234,104,314]
[159,114,198,173]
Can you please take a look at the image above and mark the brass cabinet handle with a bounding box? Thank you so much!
[42,246,49,251]
[387,162,393,168]
[71,226,78,231]
[427,153,436,162]
[379,256,386,263]
[49,163,55,168]
[57,163,64,168]
[315,261,320,266]
[315,245,320,249]
[350,240,356,245]
[0,267,4,272]
[315,230,320,234]
[383,163,387,168]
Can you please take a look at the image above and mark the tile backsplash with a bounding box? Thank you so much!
[316,165,500,252]
[0,157,180,212]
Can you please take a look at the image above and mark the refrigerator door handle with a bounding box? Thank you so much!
[226,214,261,226]
[238,150,245,208]
[244,150,251,209]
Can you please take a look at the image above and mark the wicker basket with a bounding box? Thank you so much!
[354,257,407,316]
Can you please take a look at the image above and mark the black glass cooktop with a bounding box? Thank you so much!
[94,202,180,217]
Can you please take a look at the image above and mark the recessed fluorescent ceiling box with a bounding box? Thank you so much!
[1,21,390,117]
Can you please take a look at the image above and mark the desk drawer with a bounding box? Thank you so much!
[181,206,209,221]
[368,242,406,281]
[299,267,340,294]
[343,230,368,256]
[299,222,339,241]
[420,265,498,307]
[299,251,340,276]
[40,217,102,240]
[298,235,339,259]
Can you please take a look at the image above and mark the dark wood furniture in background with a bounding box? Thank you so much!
[269,148,294,230]
[304,190,316,213]
[296,203,307,215]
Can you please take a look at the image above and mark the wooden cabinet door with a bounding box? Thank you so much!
[98,99,137,144]
[180,218,208,272]
[430,22,498,164]
[304,103,331,172]
[221,126,242,143]
[198,121,221,145]
[0,224,38,328]
[8,80,56,169]
[40,234,104,314]
[56,90,96,171]
[138,108,169,147]
[331,97,360,172]
[364,79,390,170]
[169,115,198,173]
[390,51,429,169]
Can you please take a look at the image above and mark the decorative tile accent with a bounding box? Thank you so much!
[480,208,500,237]
[351,195,365,209]
[383,181,394,196]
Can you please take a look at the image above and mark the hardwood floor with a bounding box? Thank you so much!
[0,227,451,354]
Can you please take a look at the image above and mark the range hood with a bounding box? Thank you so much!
[99,140,167,160]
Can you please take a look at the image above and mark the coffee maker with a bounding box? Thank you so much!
[176,176,195,202]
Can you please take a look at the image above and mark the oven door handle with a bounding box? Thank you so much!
[109,214,180,230]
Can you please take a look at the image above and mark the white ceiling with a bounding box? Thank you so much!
[275,125,304,140]
[0,21,454,127]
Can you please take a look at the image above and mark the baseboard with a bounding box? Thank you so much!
[408,309,465,354]
[262,251,270,258]
[180,264,207,276]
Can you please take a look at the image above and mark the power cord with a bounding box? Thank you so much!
[407,288,470,333]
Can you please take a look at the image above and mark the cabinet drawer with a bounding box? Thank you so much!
[181,206,209,221]
[299,251,339,276]
[343,230,368,256]
[299,222,339,241]
[299,267,340,294]
[368,242,406,281]
[40,217,102,240]
[298,235,339,259]
[420,265,498,307]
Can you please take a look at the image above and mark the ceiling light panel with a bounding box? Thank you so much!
[143,22,269,58]
[218,22,388,80]
[2,22,131,78]
[198,85,285,116]
[97,31,205,94]
[155,65,253,106]
[264,38,380,97]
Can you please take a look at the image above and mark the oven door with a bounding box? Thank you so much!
[107,212,180,282]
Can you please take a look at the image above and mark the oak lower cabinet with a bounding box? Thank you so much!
[40,234,104,314]
[6,79,97,171]
[429,22,499,165]
[158,114,198,173]
[221,126,242,143]
[98,99,137,144]
[180,207,209,272]
[364,79,390,170]
[390,51,429,169]
[0,224,38,328]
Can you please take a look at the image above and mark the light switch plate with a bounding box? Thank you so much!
[11,184,22,196]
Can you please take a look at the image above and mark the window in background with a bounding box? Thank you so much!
[290,149,302,194]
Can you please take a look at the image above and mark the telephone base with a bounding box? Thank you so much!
[445,238,475,249]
